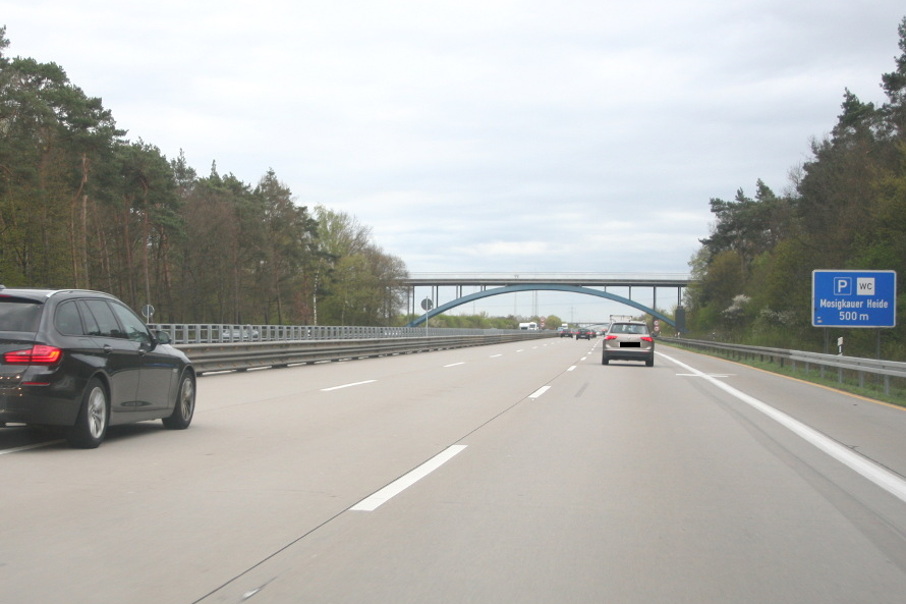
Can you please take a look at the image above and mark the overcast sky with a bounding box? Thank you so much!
[3,1,905,320]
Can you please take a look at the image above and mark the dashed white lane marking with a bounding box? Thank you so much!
[0,441,62,455]
[350,445,468,511]
[321,380,376,392]
[529,386,551,399]
[676,373,733,378]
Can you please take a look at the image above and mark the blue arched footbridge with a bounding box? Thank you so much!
[403,273,690,329]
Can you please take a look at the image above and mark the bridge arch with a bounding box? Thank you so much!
[406,283,676,328]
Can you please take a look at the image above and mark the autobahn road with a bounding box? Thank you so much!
[4,338,906,603]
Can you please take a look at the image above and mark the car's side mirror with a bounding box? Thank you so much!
[154,330,172,345]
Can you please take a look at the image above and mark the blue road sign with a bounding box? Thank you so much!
[812,270,897,328]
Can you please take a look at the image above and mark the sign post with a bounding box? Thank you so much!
[141,304,155,322]
[812,270,896,328]
[421,297,434,331]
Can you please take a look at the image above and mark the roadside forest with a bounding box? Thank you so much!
[0,28,408,326]
[686,16,906,359]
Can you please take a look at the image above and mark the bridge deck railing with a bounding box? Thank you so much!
[403,272,691,286]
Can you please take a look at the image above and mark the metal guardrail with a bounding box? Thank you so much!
[159,327,555,375]
[662,337,906,396]
[150,323,522,345]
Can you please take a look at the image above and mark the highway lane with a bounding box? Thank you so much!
[3,338,906,602]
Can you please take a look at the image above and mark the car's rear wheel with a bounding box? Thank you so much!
[163,372,195,429]
[601,355,609,365]
[67,378,108,449]
[646,356,654,367]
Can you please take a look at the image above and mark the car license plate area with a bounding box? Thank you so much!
[620,342,641,348]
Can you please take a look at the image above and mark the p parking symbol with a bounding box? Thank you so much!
[834,277,852,295]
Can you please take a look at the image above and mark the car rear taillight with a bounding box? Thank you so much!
[3,345,63,365]
[641,337,654,342]
[605,335,618,340]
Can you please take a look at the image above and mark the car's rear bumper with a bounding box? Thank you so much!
[0,386,80,426]
[602,348,654,362]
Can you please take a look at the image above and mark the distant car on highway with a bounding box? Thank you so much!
[0,287,196,448]
[602,321,654,366]
[220,327,260,341]
[576,328,595,340]
[558,327,572,338]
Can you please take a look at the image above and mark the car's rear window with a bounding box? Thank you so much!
[0,299,43,332]
[54,300,86,335]
[611,323,649,335]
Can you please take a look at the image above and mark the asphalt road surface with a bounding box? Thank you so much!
[3,338,906,603]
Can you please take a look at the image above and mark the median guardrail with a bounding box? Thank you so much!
[661,337,906,397]
[157,327,555,375]
[150,323,540,345]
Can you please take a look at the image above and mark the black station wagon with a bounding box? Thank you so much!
[0,287,195,448]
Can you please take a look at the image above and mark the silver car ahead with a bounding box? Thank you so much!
[601,321,654,367]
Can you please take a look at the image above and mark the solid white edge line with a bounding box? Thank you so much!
[321,380,376,392]
[659,351,906,503]
[350,445,468,511]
